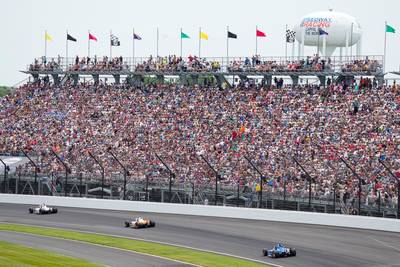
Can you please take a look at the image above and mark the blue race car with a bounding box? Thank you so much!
[262,243,296,258]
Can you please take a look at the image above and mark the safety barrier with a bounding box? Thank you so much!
[0,194,399,232]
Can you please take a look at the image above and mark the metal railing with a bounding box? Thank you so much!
[26,55,384,74]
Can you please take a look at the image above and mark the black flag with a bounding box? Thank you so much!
[227,31,237,39]
[67,34,77,42]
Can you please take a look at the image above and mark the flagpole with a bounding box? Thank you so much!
[285,24,288,61]
[255,25,258,56]
[350,22,353,59]
[45,30,47,60]
[110,30,112,59]
[199,27,201,58]
[180,28,183,58]
[66,30,68,70]
[384,21,387,74]
[88,30,90,58]
[156,27,159,58]
[317,31,320,57]
[227,26,229,68]
[133,27,135,68]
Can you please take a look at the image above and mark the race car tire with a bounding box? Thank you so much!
[149,221,156,227]
[272,252,276,258]
[124,222,130,227]
[29,208,33,214]
[262,249,267,256]
[53,208,58,214]
[290,249,296,256]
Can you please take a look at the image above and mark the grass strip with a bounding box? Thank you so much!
[0,240,103,267]
[0,223,268,267]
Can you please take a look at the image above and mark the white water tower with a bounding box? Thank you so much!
[293,10,362,57]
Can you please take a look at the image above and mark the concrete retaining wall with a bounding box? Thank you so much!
[1,194,399,232]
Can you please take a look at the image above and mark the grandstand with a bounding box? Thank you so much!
[1,54,399,219]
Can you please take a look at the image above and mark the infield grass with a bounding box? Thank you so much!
[0,223,269,267]
[0,240,103,267]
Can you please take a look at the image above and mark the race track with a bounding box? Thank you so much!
[0,231,190,267]
[1,203,399,267]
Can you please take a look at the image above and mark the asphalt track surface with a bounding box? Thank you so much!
[0,231,190,267]
[1,203,400,267]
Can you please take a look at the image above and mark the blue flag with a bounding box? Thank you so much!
[318,28,328,35]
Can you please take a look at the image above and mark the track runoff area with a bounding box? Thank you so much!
[0,203,399,267]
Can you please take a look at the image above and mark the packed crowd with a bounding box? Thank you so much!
[68,56,130,71]
[228,55,331,72]
[134,55,221,72]
[28,55,383,74]
[0,80,398,210]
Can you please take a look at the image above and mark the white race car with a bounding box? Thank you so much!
[124,217,155,229]
[29,204,58,215]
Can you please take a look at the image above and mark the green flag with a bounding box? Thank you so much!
[181,32,190,39]
[386,24,395,33]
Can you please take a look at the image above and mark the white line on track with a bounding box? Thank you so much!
[0,222,286,267]
[367,236,400,253]
[0,230,200,267]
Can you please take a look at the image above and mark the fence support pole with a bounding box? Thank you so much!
[340,158,363,215]
[22,151,40,195]
[200,155,221,206]
[107,149,129,200]
[51,150,70,197]
[293,157,314,208]
[0,159,8,193]
[155,153,175,203]
[378,159,400,219]
[88,151,105,199]
[244,155,265,208]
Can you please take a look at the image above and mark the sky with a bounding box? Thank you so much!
[1,0,400,86]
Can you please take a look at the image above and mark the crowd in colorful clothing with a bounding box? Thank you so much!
[0,79,398,210]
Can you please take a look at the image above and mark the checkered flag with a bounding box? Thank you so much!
[110,34,120,46]
[286,29,296,43]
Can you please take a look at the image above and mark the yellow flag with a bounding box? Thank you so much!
[45,32,53,41]
[200,31,208,40]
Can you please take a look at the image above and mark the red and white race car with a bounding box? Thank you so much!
[124,217,156,229]
[29,204,58,215]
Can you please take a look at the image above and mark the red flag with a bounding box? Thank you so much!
[256,29,266,37]
[89,33,97,41]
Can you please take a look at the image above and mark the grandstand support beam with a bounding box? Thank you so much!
[340,158,362,216]
[318,76,326,87]
[92,74,100,85]
[113,75,120,85]
[22,151,40,195]
[290,75,299,86]
[51,74,60,86]
[376,75,385,86]
[72,74,79,86]
[32,74,39,83]
[244,155,265,209]
[107,148,129,200]
[214,74,229,88]
[293,157,313,207]
[155,153,175,203]
[156,74,164,84]
[200,155,221,206]
[88,151,105,199]
[0,158,8,194]
[264,75,272,87]
[378,159,400,219]
[51,149,71,197]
